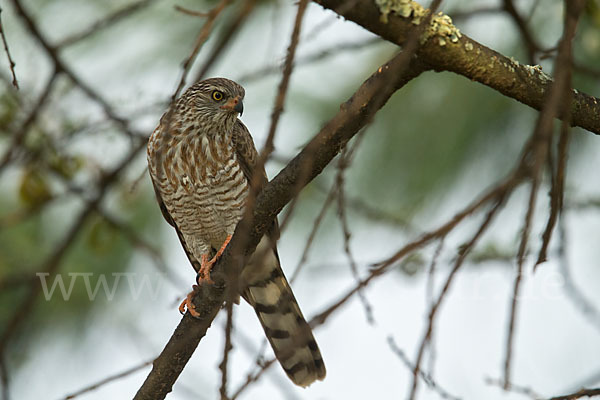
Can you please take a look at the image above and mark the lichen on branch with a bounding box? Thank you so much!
[374,0,461,46]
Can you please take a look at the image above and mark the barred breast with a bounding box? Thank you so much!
[149,126,248,258]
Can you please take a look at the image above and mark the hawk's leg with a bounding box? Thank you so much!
[179,235,233,317]
[197,234,233,282]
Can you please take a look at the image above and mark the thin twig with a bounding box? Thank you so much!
[259,0,309,162]
[502,0,541,64]
[0,71,58,174]
[485,376,542,399]
[59,360,153,400]
[56,0,158,48]
[218,301,234,400]
[535,91,573,267]
[230,358,277,400]
[194,0,258,81]
[0,6,18,89]
[503,0,584,386]
[174,5,210,17]
[425,238,444,377]
[408,194,508,400]
[558,215,600,332]
[388,336,461,400]
[238,38,382,84]
[547,388,600,400]
[336,138,374,324]
[171,0,233,100]
[289,179,337,283]
[0,355,8,400]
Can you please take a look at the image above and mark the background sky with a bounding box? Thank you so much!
[1,0,599,399]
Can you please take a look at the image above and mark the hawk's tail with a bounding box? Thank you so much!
[242,237,326,387]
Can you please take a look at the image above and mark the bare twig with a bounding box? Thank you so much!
[0,71,58,174]
[502,0,541,64]
[59,359,153,400]
[0,355,8,400]
[558,216,600,332]
[218,301,234,400]
[547,388,600,400]
[56,0,158,48]
[194,0,258,81]
[238,38,382,84]
[485,376,542,399]
[289,179,337,283]
[450,6,501,21]
[425,238,444,377]
[388,336,461,400]
[408,194,507,400]
[260,0,309,161]
[0,6,18,89]
[171,0,233,100]
[336,139,374,324]
[503,0,585,386]
[230,358,277,400]
[311,173,520,331]
[536,97,572,266]
[9,0,142,139]
[174,5,210,17]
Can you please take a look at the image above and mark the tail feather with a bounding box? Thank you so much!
[242,236,326,387]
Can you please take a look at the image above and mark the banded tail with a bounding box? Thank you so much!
[241,236,326,387]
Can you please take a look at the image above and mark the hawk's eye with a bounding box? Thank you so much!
[211,90,224,102]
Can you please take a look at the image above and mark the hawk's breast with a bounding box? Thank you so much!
[162,133,249,250]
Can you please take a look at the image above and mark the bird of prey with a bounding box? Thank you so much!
[147,77,325,387]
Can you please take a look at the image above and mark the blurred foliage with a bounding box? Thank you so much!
[18,166,52,207]
[0,90,20,132]
[350,70,520,215]
[0,177,161,363]
[585,0,600,27]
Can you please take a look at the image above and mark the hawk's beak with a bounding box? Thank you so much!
[221,96,244,116]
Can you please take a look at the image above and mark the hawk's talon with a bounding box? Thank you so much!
[179,284,201,317]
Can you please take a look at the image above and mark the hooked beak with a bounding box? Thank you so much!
[220,95,244,116]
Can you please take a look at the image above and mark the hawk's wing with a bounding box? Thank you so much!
[232,119,326,387]
[232,120,280,240]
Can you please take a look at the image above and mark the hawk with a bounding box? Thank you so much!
[147,77,326,387]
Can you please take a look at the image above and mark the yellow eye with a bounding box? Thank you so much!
[212,90,224,101]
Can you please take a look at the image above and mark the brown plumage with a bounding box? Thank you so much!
[147,77,326,387]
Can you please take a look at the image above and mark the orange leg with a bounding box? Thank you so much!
[212,235,232,262]
[197,234,233,282]
[179,235,233,317]
[197,253,214,284]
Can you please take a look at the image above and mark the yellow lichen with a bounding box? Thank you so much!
[375,0,462,46]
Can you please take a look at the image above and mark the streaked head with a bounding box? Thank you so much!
[177,77,245,130]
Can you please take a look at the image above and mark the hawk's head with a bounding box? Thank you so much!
[179,78,245,130]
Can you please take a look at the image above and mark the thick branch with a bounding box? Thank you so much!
[313,0,600,135]
[133,54,426,400]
